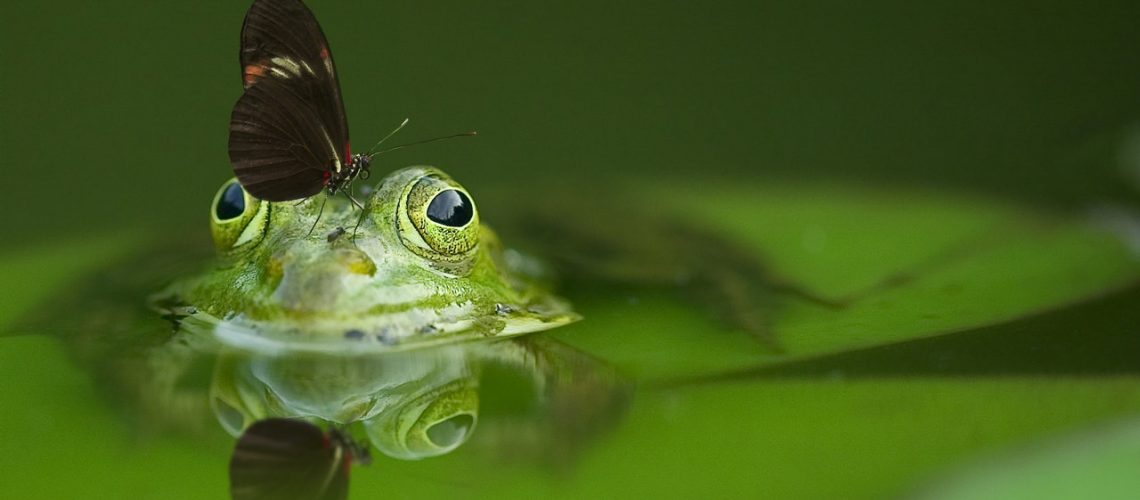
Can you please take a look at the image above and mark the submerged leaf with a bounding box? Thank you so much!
[546,182,1140,380]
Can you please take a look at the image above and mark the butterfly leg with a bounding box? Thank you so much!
[306,194,329,236]
[344,190,365,211]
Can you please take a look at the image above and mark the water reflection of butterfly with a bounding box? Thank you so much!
[228,0,371,202]
[229,418,371,500]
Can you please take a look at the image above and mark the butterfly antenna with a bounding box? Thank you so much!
[365,118,411,155]
[368,131,478,157]
[307,195,329,237]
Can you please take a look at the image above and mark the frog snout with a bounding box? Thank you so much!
[273,248,377,313]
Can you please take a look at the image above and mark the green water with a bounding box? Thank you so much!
[3,1,1140,498]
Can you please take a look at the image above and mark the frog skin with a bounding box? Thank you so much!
[154,166,578,352]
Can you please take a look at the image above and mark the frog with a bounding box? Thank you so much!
[11,163,776,453]
[152,165,580,352]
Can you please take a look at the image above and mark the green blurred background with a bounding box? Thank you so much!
[4,0,1140,243]
[4,1,1140,499]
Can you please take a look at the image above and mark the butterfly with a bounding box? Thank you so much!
[229,418,371,500]
[227,0,370,203]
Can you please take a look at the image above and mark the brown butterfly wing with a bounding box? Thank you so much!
[229,418,351,500]
[228,0,350,201]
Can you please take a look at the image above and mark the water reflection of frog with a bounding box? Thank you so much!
[18,282,628,463]
[212,335,628,461]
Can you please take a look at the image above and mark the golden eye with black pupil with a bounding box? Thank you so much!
[210,179,267,251]
[397,174,480,268]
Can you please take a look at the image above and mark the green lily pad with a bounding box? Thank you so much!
[550,182,1140,381]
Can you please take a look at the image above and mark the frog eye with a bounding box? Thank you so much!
[364,382,479,460]
[210,179,267,251]
[397,174,480,268]
[426,189,474,227]
[215,182,246,221]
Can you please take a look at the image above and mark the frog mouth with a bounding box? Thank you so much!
[194,298,579,355]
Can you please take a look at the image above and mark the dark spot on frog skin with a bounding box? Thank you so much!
[495,303,514,316]
[344,329,365,340]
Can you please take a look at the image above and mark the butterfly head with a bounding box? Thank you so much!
[354,153,372,181]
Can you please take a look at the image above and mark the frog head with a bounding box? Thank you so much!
[173,166,576,352]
